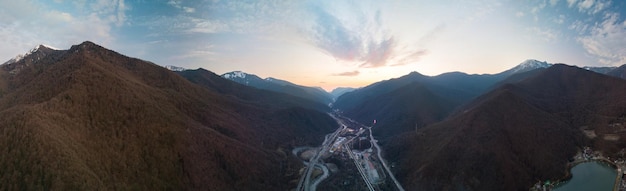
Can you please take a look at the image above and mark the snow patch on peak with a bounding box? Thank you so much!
[223,71,247,79]
[2,44,60,65]
[40,44,60,50]
[508,59,552,74]
[164,65,186,71]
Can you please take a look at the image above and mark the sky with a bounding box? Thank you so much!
[1,0,626,91]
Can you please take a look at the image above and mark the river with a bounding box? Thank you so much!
[554,161,617,191]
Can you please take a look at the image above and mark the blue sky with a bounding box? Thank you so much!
[1,0,626,90]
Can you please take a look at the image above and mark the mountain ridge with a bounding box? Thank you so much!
[221,70,333,105]
[0,41,337,190]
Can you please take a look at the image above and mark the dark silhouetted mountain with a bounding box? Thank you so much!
[347,82,457,138]
[334,71,501,138]
[333,59,614,139]
[222,71,333,105]
[330,87,356,100]
[386,64,626,190]
[0,41,337,190]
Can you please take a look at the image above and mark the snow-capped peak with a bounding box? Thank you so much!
[40,44,60,50]
[223,71,248,79]
[506,59,552,74]
[164,65,186,71]
[2,44,60,65]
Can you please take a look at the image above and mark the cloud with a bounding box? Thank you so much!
[578,0,594,11]
[578,13,626,66]
[360,38,396,68]
[392,49,428,66]
[307,2,398,68]
[91,0,128,26]
[574,0,610,14]
[332,70,360,76]
[531,27,559,42]
[168,0,195,13]
[567,0,578,7]
[550,0,560,6]
[553,14,565,24]
[0,0,128,61]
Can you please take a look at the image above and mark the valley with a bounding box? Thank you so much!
[2,41,626,190]
[293,113,404,191]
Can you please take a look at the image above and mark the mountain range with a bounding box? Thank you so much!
[3,42,626,190]
[0,42,336,190]
[221,71,333,105]
[386,64,626,190]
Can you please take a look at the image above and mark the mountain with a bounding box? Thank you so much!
[332,59,609,139]
[176,68,329,112]
[607,64,626,79]
[164,65,186,71]
[583,66,616,74]
[0,41,337,190]
[386,64,626,190]
[2,44,60,65]
[333,71,501,138]
[222,71,333,105]
[329,87,356,100]
[497,59,551,76]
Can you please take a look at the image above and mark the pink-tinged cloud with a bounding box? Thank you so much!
[308,3,399,68]
[392,49,428,66]
[360,38,396,68]
[332,70,360,76]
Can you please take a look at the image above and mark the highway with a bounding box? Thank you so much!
[296,121,345,191]
[369,127,405,191]
[294,113,405,191]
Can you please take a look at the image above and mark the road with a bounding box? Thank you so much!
[296,121,345,191]
[369,127,405,191]
[295,113,405,191]
[345,144,376,191]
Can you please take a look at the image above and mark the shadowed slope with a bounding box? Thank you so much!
[387,64,626,190]
[0,41,336,190]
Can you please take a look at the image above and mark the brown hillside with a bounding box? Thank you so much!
[387,64,626,190]
[0,41,336,190]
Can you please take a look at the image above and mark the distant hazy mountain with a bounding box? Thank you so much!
[222,71,333,105]
[0,41,337,190]
[387,64,626,190]
[583,66,616,74]
[329,87,355,99]
[607,64,626,79]
[177,69,329,112]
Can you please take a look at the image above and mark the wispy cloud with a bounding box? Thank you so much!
[168,0,195,13]
[0,0,129,61]
[332,70,360,76]
[306,2,399,68]
[550,0,560,6]
[567,0,578,7]
[392,49,428,66]
[576,0,610,14]
[578,12,626,66]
